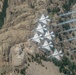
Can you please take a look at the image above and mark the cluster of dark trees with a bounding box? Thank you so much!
[62,0,76,12]
[47,7,60,14]
[31,53,47,65]
[62,24,70,30]
[28,53,50,67]
[20,68,26,75]
[47,0,76,14]
[52,56,76,75]
[27,53,76,75]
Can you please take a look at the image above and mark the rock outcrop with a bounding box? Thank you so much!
[10,43,25,66]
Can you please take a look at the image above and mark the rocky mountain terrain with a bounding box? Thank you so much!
[0,0,76,75]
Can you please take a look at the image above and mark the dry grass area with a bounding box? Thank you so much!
[26,61,64,75]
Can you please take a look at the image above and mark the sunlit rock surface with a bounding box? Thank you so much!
[10,44,25,66]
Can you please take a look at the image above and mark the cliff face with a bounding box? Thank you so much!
[0,0,76,75]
